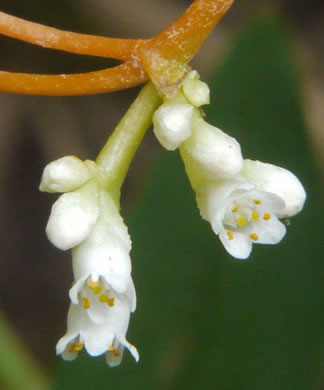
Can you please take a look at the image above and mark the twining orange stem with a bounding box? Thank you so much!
[0,0,234,96]
[0,11,145,62]
[0,62,148,95]
[149,0,234,63]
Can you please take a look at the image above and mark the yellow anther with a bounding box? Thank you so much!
[253,199,262,205]
[232,206,239,213]
[88,281,99,289]
[68,343,76,353]
[74,343,84,351]
[82,297,91,310]
[99,294,109,303]
[237,215,248,227]
[252,211,260,222]
[107,298,115,307]
[227,231,234,240]
[250,233,259,241]
[264,213,271,221]
[108,346,120,357]
[92,286,103,295]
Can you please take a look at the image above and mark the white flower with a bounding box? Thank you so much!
[56,291,139,367]
[69,190,135,315]
[59,190,138,365]
[41,156,139,365]
[198,160,306,259]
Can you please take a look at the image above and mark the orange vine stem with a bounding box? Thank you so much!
[0,62,148,96]
[0,0,234,96]
[0,11,146,62]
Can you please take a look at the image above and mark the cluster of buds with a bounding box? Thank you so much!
[40,156,139,366]
[153,71,306,259]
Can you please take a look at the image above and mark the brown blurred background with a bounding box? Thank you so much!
[0,0,323,372]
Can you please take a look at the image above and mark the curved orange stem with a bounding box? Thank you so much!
[0,62,148,95]
[0,11,146,62]
[0,0,234,96]
[151,0,234,63]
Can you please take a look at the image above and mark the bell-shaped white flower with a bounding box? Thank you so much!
[153,103,194,150]
[56,290,139,367]
[241,159,306,218]
[197,159,306,259]
[39,156,93,193]
[41,155,138,366]
[199,178,287,259]
[45,180,99,250]
[181,117,243,180]
[69,190,134,312]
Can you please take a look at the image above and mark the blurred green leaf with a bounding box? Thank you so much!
[53,16,323,390]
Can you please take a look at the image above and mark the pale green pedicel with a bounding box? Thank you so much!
[96,82,162,204]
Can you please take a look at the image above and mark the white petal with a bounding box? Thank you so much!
[219,231,252,259]
[252,216,286,244]
[72,232,132,293]
[82,298,131,356]
[125,278,137,312]
[153,103,194,150]
[182,78,210,107]
[201,179,254,230]
[242,160,306,217]
[69,274,89,304]
[247,189,285,213]
[40,156,92,193]
[46,180,99,250]
[106,344,124,367]
[182,118,243,180]
[56,304,83,357]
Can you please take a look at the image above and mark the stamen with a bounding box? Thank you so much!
[74,343,85,351]
[92,286,103,295]
[108,346,120,357]
[88,281,99,289]
[227,231,234,240]
[99,294,109,303]
[263,213,271,221]
[250,234,259,241]
[82,297,91,310]
[252,211,260,222]
[253,199,262,205]
[68,343,76,353]
[107,298,115,307]
[237,215,248,227]
[232,206,239,213]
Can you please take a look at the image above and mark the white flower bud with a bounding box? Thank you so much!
[46,180,99,250]
[153,103,194,150]
[182,78,210,107]
[40,156,92,193]
[241,160,306,218]
[182,117,243,180]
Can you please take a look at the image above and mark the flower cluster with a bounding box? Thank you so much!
[153,71,306,259]
[40,156,139,366]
